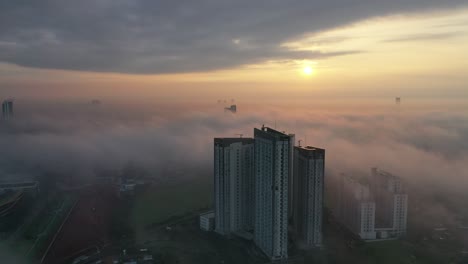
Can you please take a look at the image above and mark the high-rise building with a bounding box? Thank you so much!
[214,138,255,236]
[371,168,408,238]
[336,174,376,240]
[288,134,295,219]
[2,100,13,120]
[254,126,292,260]
[293,146,325,248]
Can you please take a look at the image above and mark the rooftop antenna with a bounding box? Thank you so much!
[305,135,307,146]
[274,120,277,129]
[298,140,302,147]
[235,133,243,138]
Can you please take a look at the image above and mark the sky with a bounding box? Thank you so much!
[0,0,467,99]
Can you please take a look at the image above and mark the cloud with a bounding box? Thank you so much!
[0,0,467,73]
[1,99,468,242]
[1,99,467,196]
[383,31,463,42]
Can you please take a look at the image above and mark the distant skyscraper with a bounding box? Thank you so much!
[2,100,13,120]
[214,138,255,236]
[224,104,237,113]
[293,146,325,248]
[371,168,408,238]
[254,126,292,260]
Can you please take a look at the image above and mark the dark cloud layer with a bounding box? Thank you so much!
[0,0,466,73]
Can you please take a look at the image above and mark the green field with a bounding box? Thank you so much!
[127,178,463,264]
[131,178,212,239]
[359,240,419,264]
[359,239,460,264]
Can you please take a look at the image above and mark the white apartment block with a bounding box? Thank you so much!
[200,211,215,231]
[371,168,408,238]
[214,138,255,236]
[338,174,376,240]
[293,146,325,248]
[254,127,292,260]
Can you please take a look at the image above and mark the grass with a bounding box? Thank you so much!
[360,240,416,264]
[357,238,458,264]
[144,218,262,264]
[131,178,212,236]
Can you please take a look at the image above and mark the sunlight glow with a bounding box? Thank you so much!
[303,66,313,75]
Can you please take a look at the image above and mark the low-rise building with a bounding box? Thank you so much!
[200,211,215,231]
[332,174,376,240]
[371,168,408,238]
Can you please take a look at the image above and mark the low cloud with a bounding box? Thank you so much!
[0,100,467,196]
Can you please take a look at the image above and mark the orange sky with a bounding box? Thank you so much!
[1,8,467,100]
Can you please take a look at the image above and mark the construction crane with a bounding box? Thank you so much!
[235,133,243,138]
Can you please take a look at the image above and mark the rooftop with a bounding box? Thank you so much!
[199,211,215,218]
[254,126,293,141]
[296,145,325,151]
[295,145,325,157]
[214,138,254,147]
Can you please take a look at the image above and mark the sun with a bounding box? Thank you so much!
[303,66,313,75]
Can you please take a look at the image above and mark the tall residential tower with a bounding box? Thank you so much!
[293,146,325,248]
[214,138,255,236]
[254,127,293,260]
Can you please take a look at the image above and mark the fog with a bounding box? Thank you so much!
[1,98,467,199]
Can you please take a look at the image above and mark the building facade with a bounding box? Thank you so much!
[214,138,255,236]
[288,134,295,219]
[254,127,292,260]
[371,168,408,238]
[293,146,325,248]
[2,100,13,120]
[337,174,376,240]
[200,211,215,231]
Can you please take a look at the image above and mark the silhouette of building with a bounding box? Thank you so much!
[91,99,102,105]
[214,138,255,236]
[395,97,401,105]
[2,99,13,119]
[224,104,237,113]
[292,146,325,249]
[253,126,293,260]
